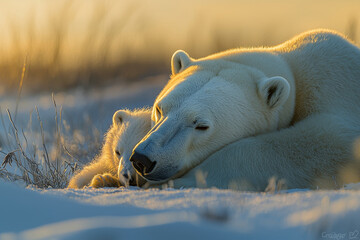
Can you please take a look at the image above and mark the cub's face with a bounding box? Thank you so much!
[111,109,151,186]
[130,51,290,184]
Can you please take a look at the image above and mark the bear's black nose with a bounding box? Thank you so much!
[130,151,156,175]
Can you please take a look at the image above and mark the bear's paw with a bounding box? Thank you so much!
[90,173,121,188]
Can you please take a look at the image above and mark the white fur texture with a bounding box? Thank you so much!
[68,108,151,188]
[134,29,360,190]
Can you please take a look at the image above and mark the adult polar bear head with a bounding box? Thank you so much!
[131,49,295,183]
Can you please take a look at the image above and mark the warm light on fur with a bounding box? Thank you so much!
[67,108,151,189]
[134,29,360,190]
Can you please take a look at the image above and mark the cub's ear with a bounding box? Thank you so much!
[171,50,192,75]
[113,110,129,126]
[258,76,290,109]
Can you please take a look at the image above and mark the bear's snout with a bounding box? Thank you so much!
[130,151,157,175]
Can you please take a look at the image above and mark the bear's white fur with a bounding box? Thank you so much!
[68,108,151,188]
[132,29,360,190]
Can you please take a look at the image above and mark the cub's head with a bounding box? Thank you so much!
[131,50,292,184]
[110,108,151,186]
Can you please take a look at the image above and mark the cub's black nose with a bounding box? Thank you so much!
[130,151,156,175]
[122,173,129,179]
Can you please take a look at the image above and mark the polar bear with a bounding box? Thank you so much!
[130,29,360,191]
[68,108,151,189]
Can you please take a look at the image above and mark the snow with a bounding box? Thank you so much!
[0,181,360,240]
[1,77,360,239]
[0,74,167,134]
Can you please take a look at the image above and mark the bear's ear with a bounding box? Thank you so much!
[113,110,129,126]
[258,76,290,109]
[171,50,192,75]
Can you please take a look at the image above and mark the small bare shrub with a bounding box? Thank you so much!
[0,95,101,188]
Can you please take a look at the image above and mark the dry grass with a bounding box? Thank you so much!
[0,94,102,188]
[0,0,357,94]
[0,1,167,94]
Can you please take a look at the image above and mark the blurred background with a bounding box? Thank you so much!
[0,0,359,94]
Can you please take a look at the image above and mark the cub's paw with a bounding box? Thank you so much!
[90,173,121,188]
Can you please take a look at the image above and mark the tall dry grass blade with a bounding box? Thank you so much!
[346,17,358,43]
[6,109,43,184]
[7,109,35,164]
[52,93,61,173]
[21,128,29,151]
[7,109,24,155]
[34,106,56,181]
[15,55,28,121]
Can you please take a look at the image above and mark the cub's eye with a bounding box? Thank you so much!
[195,125,209,131]
[115,150,121,156]
[193,120,209,131]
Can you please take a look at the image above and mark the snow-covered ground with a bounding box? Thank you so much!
[0,181,360,240]
[1,77,360,240]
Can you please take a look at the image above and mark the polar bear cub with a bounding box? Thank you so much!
[67,108,151,189]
